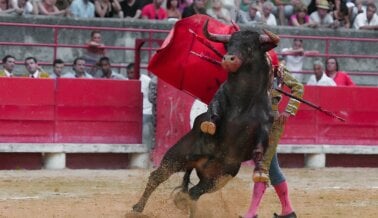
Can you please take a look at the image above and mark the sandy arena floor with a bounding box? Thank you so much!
[0,167,377,218]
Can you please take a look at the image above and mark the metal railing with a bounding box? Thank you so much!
[0,22,377,76]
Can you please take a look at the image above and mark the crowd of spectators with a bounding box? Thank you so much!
[0,0,376,30]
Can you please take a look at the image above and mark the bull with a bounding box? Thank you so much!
[132,20,279,217]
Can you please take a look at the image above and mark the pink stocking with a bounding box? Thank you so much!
[273,181,294,216]
[243,182,267,218]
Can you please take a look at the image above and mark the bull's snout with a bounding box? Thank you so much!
[221,54,242,73]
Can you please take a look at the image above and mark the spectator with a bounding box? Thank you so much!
[0,55,17,77]
[70,0,95,18]
[98,57,125,79]
[95,0,122,18]
[0,0,15,13]
[51,58,65,78]
[166,0,182,21]
[271,0,299,25]
[182,0,208,18]
[38,0,70,16]
[9,0,38,15]
[239,2,262,24]
[281,38,319,83]
[62,57,93,78]
[126,63,153,150]
[56,0,71,10]
[141,0,167,20]
[261,1,277,26]
[207,0,232,23]
[84,30,106,75]
[24,57,50,78]
[353,2,378,30]
[309,0,335,28]
[289,3,313,27]
[325,57,355,86]
[179,0,192,12]
[307,60,336,86]
[121,0,142,19]
[281,38,305,82]
[239,0,251,12]
[331,1,351,28]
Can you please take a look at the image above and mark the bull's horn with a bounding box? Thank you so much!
[259,29,280,45]
[203,19,231,43]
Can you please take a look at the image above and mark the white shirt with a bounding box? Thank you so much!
[30,70,42,78]
[62,71,93,78]
[307,73,336,86]
[264,13,277,26]
[282,48,304,73]
[310,11,334,26]
[353,12,378,29]
[4,69,12,77]
[130,74,152,115]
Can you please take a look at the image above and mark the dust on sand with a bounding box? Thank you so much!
[0,167,377,218]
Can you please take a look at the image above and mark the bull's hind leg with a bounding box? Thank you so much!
[132,161,181,213]
[187,174,234,218]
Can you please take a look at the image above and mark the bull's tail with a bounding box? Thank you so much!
[172,169,193,195]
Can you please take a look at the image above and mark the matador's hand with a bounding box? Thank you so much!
[277,111,291,125]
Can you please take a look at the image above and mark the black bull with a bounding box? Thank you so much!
[133,22,279,216]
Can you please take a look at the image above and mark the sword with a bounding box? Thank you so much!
[275,88,346,122]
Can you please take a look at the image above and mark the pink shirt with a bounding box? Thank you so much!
[333,71,355,86]
[289,14,310,26]
[141,3,167,20]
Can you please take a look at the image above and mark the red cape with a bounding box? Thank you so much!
[148,15,238,104]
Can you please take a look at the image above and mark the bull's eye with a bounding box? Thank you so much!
[231,57,235,61]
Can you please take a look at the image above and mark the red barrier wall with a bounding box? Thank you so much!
[55,79,142,143]
[154,80,378,166]
[0,78,142,169]
[0,78,55,143]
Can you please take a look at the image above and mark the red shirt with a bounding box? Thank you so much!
[333,71,355,86]
[141,4,167,20]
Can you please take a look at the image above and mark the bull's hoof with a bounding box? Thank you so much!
[132,203,144,213]
[200,121,216,135]
[273,212,297,218]
[173,191,191,211]
[252,171,269,183]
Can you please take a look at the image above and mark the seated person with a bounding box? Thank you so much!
[24,57,50,78]
[98,57,125,79]
[307,60,336,86]
[94,0,123,18]
[206,0,232,24]
[38,0,69,16]
[51,58,65,78]
[62,57,93,78]
[0,55,18,77]
[121,0,142,19]
[9,0,38,15]
[353,2,378,30]
[141,0,167,20]
[309,0,335,28]
[289,3,313,27]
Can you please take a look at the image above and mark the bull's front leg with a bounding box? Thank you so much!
[200,85,227,135]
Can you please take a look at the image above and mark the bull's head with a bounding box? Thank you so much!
[203,20,279,73]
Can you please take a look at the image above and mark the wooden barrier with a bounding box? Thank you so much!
[153,81,378,167]
[0,78,147,169]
